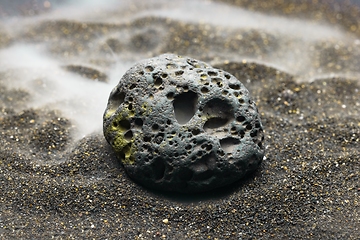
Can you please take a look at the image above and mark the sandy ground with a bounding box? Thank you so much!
[0,0,359,239]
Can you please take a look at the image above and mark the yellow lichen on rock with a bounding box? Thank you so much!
[112,132,136,165]
[106,108,136,165]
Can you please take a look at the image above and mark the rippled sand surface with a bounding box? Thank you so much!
[0,0,359,239]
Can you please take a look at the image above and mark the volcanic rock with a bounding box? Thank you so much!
[103,54,264,193]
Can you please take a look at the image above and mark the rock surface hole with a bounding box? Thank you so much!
[109,91,125,112]
[220,137,240,154]
[173,91,198,124]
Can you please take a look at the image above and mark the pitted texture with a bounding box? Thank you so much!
[103,54,264,193]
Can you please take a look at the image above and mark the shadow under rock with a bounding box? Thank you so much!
[135,166,262,203]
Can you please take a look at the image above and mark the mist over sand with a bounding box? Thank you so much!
[0,43,131,139]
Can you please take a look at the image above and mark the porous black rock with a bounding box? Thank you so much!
[103,54,264,193]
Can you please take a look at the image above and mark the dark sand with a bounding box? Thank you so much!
[1,0,359,239]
